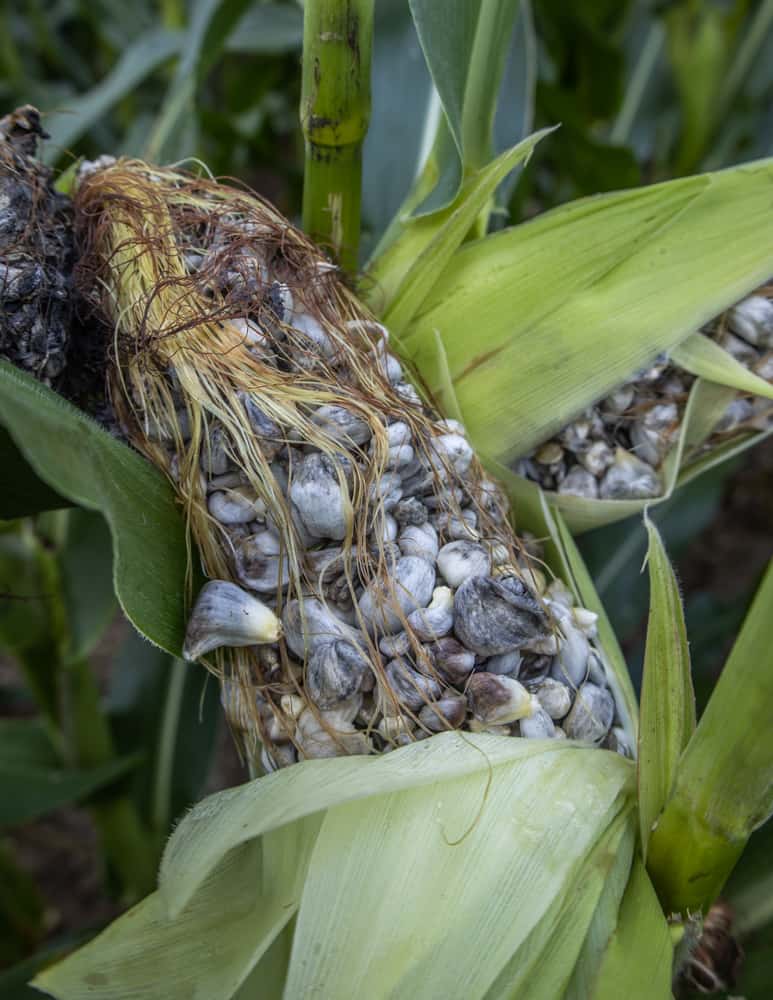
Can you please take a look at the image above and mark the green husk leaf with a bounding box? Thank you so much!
[0,362,188,656]
[671,332,773,400]
[647,559,773,913]
[367,129,550,327]
[638,516,695,860]
[559,819,637,1000]
[493,813,634,1000]
[32,840,287,1000]
[40,737,633,1000]
[281,740,632,998]
[585,859,673,999]
[400,159,773,465]
[160,733,632,919]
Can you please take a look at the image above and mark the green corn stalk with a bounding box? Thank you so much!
[301,0,374,273]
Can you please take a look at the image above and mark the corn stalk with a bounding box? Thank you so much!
[301,0,374,272]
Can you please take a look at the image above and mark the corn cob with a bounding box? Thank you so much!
[0,107,73,386]
[72,160,630,769]
[515,288,773,500]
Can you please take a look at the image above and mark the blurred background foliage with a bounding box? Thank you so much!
[1,0,772,996]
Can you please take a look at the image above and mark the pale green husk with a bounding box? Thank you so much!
[34,734,644,1000]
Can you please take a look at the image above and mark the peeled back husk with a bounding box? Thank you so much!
[32,734,670,1000]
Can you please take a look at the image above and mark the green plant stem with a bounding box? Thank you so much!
[647,560,773,915]
[300,0,374,273]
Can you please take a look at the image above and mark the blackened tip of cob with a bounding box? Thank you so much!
[0,106,73,385]
[73,160,629,769]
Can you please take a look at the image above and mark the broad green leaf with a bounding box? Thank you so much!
[647,559,773,913]
[672,332,773,400]
[160,733,632,918]
[379,129,552,332]
[586,859,673,1000]
[41,29,181,163]
[637,517,695,861]
[0,426,68,518]
[0,362,188,656]
[33,840,289,1000]
[0,719,138,827]
[400,159,773,465]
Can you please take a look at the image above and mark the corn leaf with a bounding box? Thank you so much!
[0,719,139,827]
[32,841,287,1000]
[400,159,773,465]
[671,332,773,400]
[0,426,69,517]
[0,362,188,656]
[366,0,535,294]
[585,859,673,1000]
[637,517,695,861]
[41,29,181,164]
[406,0,521,215]
[144,0,252,162]
[360,0,433,255]
[647,559,773,913]
[377,129,551,332]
